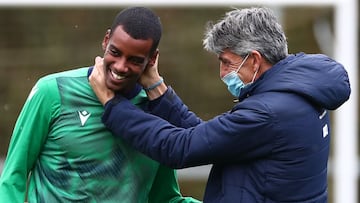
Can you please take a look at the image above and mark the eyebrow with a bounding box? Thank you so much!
[109,44,146,64]
[109,45,121,53]
[129,56,145,64]
[218,55,230,64]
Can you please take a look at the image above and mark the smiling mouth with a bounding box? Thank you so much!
[110,69,125,80]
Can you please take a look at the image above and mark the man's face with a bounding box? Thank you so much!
[218,49,252,84]
[102,26,154,94]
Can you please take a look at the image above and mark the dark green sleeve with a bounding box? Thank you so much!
[148,164,202,203]
[0,78,59,202]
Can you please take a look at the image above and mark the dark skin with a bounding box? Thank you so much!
[100,25,158,94]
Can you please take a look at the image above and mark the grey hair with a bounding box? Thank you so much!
[203,7,288,64]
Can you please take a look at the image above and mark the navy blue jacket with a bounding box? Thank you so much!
[102,53,350,202]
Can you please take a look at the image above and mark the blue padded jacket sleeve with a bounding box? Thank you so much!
[147,86,202,128]
[102,87,274,169]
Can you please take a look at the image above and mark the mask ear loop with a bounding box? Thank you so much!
[251,66,260,83]
[235,54,250,73]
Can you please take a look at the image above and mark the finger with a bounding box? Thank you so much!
[90,56,101,80]
[94,56,103,71]
[153,51,159,67]
[95,56,103,65]
[93,56,104,76]
[147,50,159,68]
[152,51,159,67]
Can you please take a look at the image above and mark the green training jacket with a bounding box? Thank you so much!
[0,67,200,203]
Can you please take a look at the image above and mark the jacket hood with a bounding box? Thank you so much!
[242,53,351,110]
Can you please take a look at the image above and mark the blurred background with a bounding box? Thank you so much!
[0,3,358,202]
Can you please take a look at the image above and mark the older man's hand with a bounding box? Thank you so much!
[89,56,114,105]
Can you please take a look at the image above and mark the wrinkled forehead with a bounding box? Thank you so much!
[218,49,242,61]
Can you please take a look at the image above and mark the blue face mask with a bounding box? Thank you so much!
[221,54,250,97]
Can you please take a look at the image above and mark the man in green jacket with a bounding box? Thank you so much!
[0,7,200,203]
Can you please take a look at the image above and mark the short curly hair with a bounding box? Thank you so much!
[110,7,162,55]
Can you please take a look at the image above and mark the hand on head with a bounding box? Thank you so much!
[139,52,168,100]
[139,51,162,89]
[89,56,115,105]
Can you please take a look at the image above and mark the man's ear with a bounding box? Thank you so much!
[148,49,159,67]
[102,29,111,51]
[250,50,262,72]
